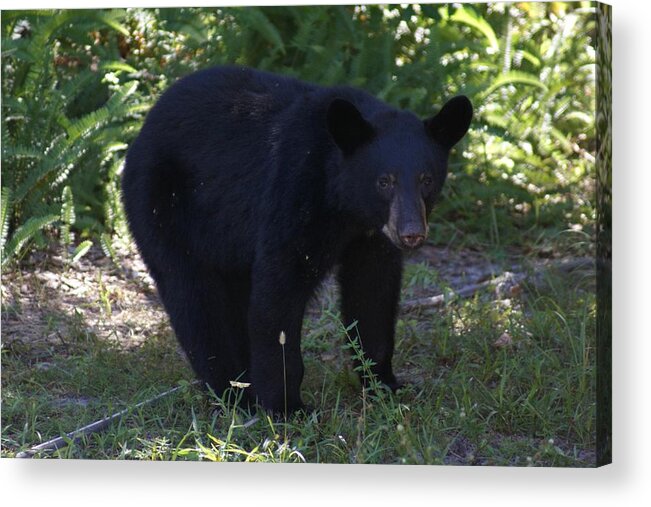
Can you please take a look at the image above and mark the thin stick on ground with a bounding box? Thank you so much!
[400,258,595,312]
[15,381,200,458]
[401,272,525,311]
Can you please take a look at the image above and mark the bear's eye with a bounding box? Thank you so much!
[377,176,393,190]
[421,174,434,187]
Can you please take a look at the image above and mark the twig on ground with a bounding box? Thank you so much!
[401,271,525,311]
[400,257,595,312]
[16,381,200,458]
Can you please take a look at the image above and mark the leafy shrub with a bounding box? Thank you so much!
[1,10,147,268]
[1,3,597,268]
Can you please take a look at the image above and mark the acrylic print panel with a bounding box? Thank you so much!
[1,2,611,466]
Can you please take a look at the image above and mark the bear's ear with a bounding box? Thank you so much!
[327,98,375,155]
[424,95,473,150]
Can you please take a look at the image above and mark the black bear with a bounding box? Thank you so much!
[122,66,472,413]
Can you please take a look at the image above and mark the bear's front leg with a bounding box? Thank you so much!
[338,233,404,390]
[248,265,310,414]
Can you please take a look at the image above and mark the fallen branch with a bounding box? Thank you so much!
[16,381,200,458]
[401,271,525,311]
[400,257,595,312]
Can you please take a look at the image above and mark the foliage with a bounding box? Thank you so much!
[1,3,597,268]
[1,10,147,268]
[435,3,597,252]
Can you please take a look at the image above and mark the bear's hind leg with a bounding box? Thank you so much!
[156,266,250,402]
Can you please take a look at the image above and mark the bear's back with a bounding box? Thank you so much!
[122,67,323,272]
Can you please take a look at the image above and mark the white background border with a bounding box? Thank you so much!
[2,0,649,505]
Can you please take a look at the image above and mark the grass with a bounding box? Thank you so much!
[0,251,596,465]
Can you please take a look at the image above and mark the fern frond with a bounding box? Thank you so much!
[1,187,11,253]
[449,4,499,51]
[1,214,58,270]
[91,9,130,36]
[100,232,116,263]
[13,132,80,203]
[60,186,75,247]
[11,82,138,205]
[1,144,43,160]
[481,70,549,98]
[234,8,286,56]
[100,61,138,74]
[71,239,93,263]
[65,81,138,141]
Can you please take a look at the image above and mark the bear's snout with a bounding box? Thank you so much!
[397,220,427,249]
[399,232,426,249]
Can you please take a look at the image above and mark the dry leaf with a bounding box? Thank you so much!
[493,332,513,348]
[229,381,251,389]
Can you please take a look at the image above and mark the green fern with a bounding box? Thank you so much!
[449,4,499,51]
[10,80,139,205]
[60,186,75,248]
[71,239,93,264]
[64,81,138,141]
[1,214,59,270]
[481,70,549,98]
[2,9,148,268]
[99,232,117,264]
[1,188,12,255]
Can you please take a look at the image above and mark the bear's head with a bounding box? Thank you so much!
[327,95,472,250]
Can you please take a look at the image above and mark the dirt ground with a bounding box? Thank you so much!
[1,242,517,359]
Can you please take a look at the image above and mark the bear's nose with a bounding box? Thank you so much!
[400,233,425,249]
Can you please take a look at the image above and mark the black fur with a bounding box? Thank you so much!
[122,66,472,413]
